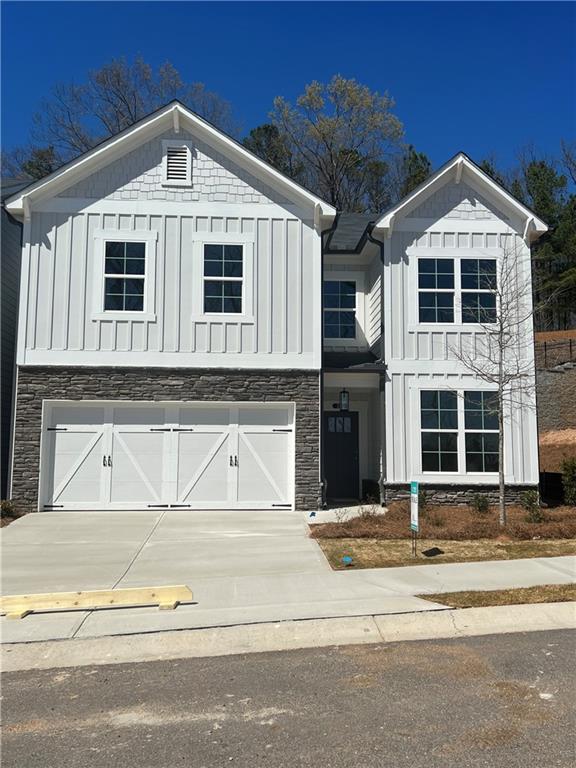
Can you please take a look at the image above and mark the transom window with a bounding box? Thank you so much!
[464,391,499,472]
[420,390,458,471]
[417,257,497,324]
[324,281,356,339]
[104,241,146,312]
[203,244,243,313]
[418,259,454,323]
[461,259,497,323]
[420,389,499,474]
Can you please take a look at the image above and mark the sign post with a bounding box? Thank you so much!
[410,481,419,558]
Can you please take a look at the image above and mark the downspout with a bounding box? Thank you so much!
[319,212,339,508]
[366,224,386,504]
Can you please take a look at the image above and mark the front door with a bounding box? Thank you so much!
[323,412,359,500]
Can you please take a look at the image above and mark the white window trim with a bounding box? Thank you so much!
[191,231,255,323]
[408,382,504,483]
[92,229,158,322]
[407,247,499,332]
[323,271,366,347]
[162,140,193,187]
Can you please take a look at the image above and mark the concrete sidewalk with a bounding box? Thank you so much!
[1,511,575,644]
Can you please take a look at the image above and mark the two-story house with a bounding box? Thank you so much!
[4,102,547,514]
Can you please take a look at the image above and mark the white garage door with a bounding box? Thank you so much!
[41,402,295,511]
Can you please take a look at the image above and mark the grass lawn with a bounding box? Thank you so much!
[421,583,576,608]
[318,537,576,570]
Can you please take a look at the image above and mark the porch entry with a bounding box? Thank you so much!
[323,411,359,500]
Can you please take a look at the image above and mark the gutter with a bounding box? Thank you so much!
[319,212,339,508]
[366,224,387,504]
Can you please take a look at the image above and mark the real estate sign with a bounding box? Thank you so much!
[410,481,419,532]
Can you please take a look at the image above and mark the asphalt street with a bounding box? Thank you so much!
[2,629,575,767]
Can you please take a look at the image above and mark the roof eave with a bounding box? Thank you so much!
[373,152,548,237]
[5,101,336,218]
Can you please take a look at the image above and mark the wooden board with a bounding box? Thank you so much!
[0,585,194,619]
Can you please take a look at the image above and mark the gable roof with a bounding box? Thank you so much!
[325,213,375,253]
[374,152,548,242]
[4,101,337,219]
[1,178,30,203]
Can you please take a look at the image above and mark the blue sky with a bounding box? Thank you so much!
[2,1,575,170]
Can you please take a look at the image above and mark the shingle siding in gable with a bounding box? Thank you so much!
[407,181,507,221]
[58,130,291,205]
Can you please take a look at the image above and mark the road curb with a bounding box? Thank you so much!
[2,602,575,672]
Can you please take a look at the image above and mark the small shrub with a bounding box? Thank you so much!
[561,458,576,506]
[520,490,544,523]
[470,494,490,515]
[418,488,428,516]
[426,510,445,528]
[0,499,15,518]
[393,500,410,516]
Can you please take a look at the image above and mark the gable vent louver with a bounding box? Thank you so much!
[166,146,189,181]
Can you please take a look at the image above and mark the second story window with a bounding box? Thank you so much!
[461,259,497,323]
[418,259,454,323]
[323,280,356,339]
[204,244,243,314]
[104,241,146,312]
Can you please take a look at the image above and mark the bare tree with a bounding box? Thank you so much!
[561,139,576,186]
[6,57,238,178]
[451,238,539,527]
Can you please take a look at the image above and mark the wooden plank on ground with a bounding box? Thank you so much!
[0,585,194,619]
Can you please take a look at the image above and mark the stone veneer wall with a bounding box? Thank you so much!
[383,483,537,506]
[12,367,321,514]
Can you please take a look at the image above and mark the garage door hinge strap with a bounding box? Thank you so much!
[272,429,292,433]
[47,427,67,432]
[272,504,292,508]
[172,429,194,432]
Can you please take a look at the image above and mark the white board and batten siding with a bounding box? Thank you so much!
[18,129,322,370]
[383,181,539,486]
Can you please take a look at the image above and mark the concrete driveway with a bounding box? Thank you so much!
[1,510,328,594]
[1,510,448,643]
[2,511,573,645]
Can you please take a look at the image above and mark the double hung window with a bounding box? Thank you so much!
[464,391,499,472]
[104,241,146,312]
[417,257,497,324]
[418,259,454,323]
[203,244,243,314]
[420,389,499,473]
[323,280,356,339]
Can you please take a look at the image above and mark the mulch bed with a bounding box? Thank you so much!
[311,502,576,541]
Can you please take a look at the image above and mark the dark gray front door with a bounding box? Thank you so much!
[324,412,359,500]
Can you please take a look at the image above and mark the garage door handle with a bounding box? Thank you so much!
[103,455,112,467]
[230,455,234,466]
[234,455,238,467]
